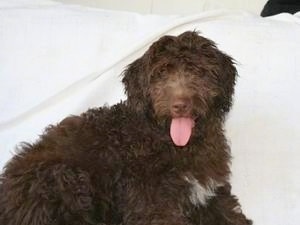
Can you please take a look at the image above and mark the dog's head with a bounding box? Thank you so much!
[122,31,237,146]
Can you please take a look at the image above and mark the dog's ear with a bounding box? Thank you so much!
[122,57,149,112]
[214,51,237,114]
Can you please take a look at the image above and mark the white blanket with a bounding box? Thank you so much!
[0,1,300,225]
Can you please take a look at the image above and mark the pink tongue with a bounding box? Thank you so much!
[170,117,195,146]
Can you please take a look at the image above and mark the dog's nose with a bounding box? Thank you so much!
[171,99,191,115]
[173,102,188,111]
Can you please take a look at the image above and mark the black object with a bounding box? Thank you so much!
[261,0,300,16]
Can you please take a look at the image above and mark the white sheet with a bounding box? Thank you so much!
[0,1,300,225]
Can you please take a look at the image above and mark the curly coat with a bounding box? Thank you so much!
[0,31,252,225]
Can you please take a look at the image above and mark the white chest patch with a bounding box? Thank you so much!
[184,176,222,206]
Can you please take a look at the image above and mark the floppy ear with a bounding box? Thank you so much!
[214,51,237,114]
[121,57,150,112]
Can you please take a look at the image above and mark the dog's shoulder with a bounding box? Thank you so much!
[81,102,164,146]
[82,102,140,129]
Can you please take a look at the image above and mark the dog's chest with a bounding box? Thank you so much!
[118,143,222,207]
[113,118,228,208]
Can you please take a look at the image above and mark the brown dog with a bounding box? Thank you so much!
[0,31,252,225]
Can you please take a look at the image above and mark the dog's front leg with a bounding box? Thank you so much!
[122,200,193,225]
[190,184,252,225]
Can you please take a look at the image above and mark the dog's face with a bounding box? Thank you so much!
[148,65,218,121]
[122,31,237,146]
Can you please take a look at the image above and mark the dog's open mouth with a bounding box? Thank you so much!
[170,117,195,146]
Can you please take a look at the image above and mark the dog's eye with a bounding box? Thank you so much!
[150,72,163,83]
[150,67,168,83]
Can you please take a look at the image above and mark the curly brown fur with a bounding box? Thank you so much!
[0,31,252,225]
